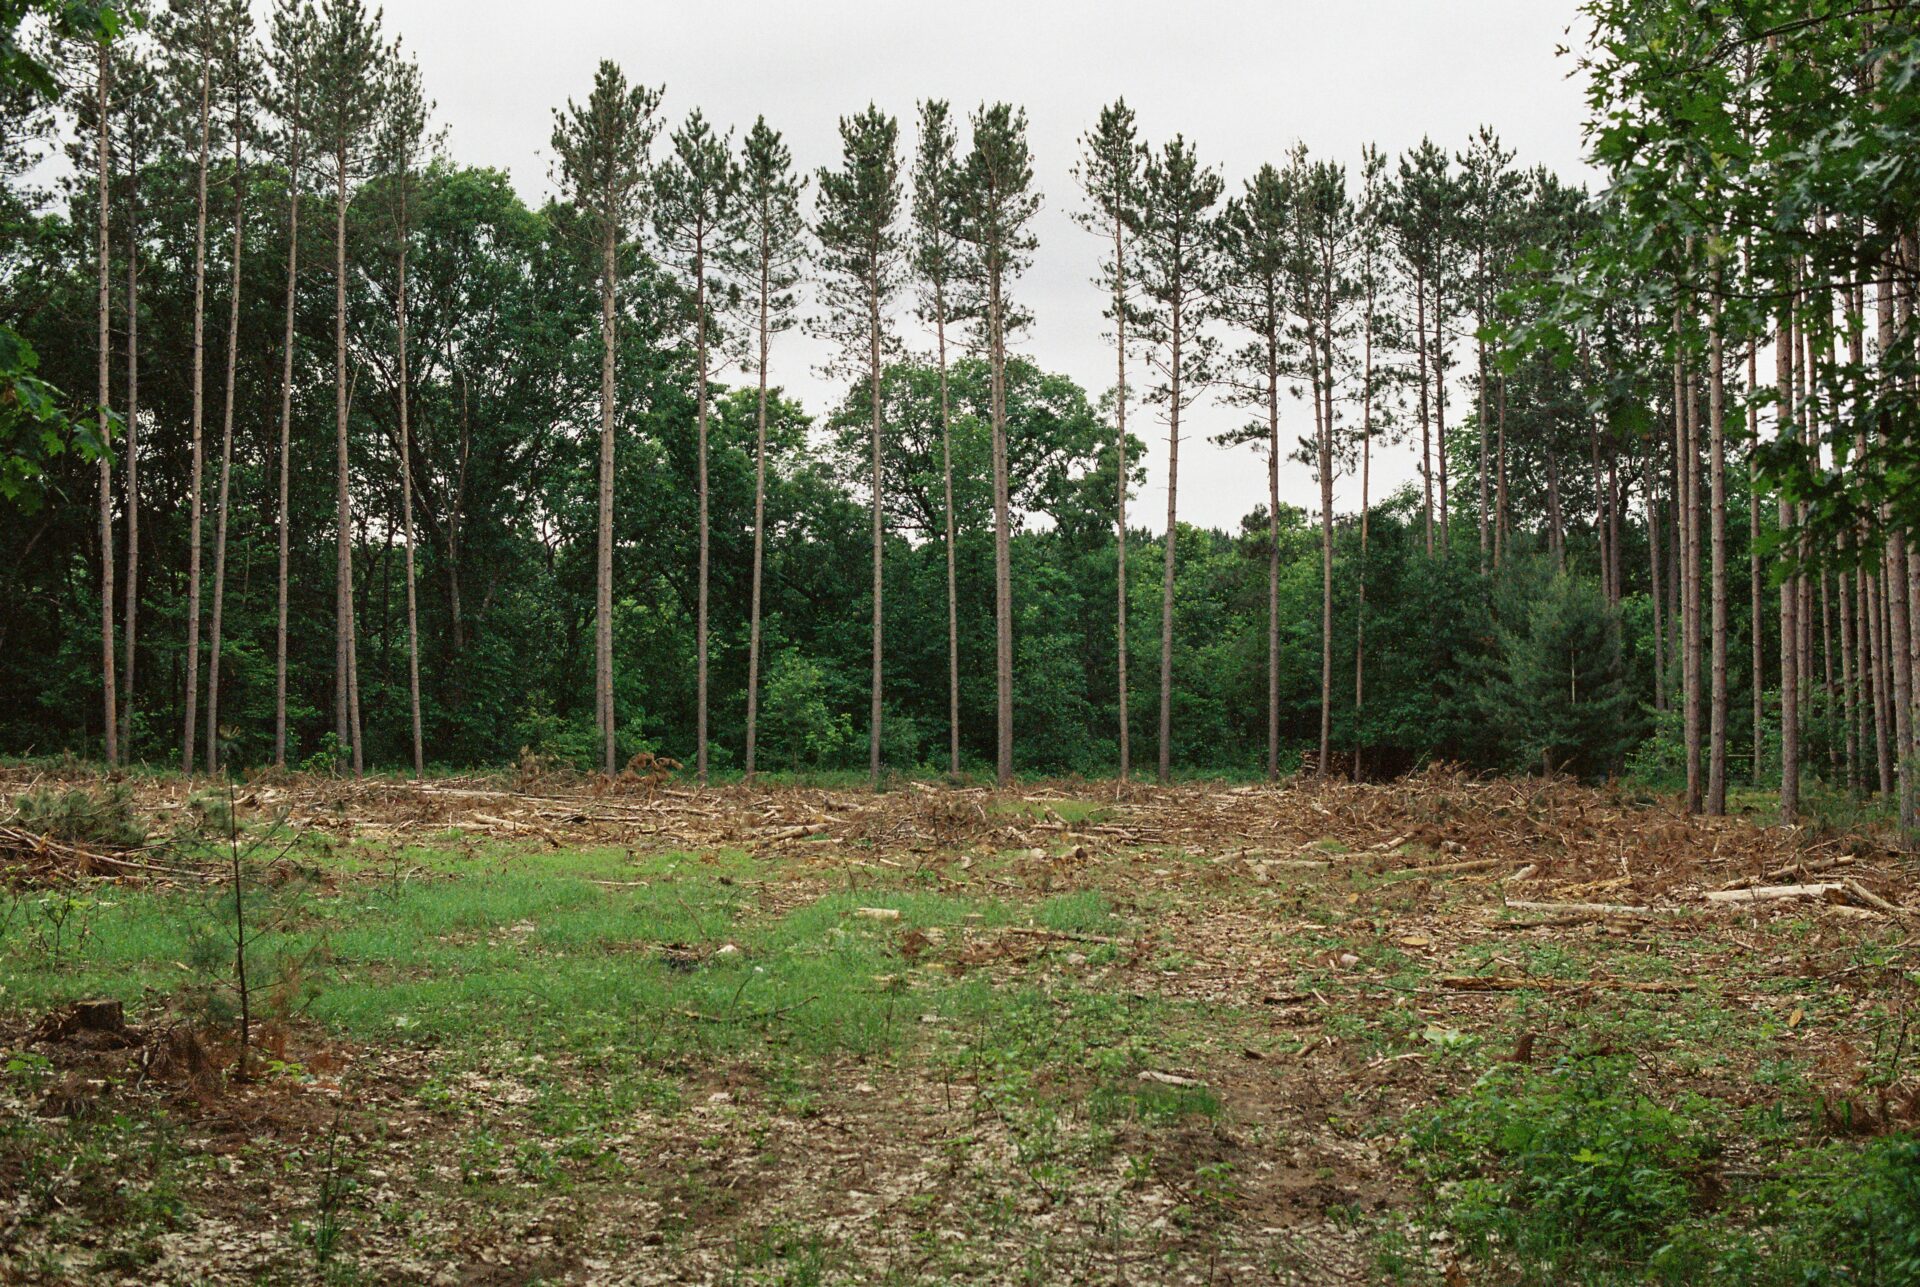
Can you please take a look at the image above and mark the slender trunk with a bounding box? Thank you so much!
[1354,273,1375,778]
[870,264,887,789]
[182,58,211,775]
[1265,331,1280,783]
[1476,298,1489,569]
[1495,376,1509,563]
[1415,263,1432,555]
[1647,444,1665,713]
[1317,318,1334,778]
[1675,297,1701,813]
[598,228,617,774]
[1747,342,1762,781]
[397,177,423,778]
[939,300,959,780]
[1867,556,1892,794]
[1114,216,1130,782]
[1436,286,1443,553]
[1892,538,1915,821]
[95,45,117,766]
[334,144,362,776]
[1707,265,1728,814]
[1778,278,1800,821]
[1839,546,1858,793]
[1545,440,1564,569]
[450,374,469,652]
[273,79,300,767]
[1158,295,1182,785]
[990,256,1013,789]
[206,111,244,774]
[745,233,772,782]
[695,231,710,785]
[120,130,139,755]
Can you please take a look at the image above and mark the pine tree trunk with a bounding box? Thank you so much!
[120,133,139,755]
[1317,322,1334,779]
[745,239,771,782]
[273,88,299,767]
[598,229,617,774]
[1476,304,1489,570]
[182,59,211,775]
[1415,264,1432,556]
[334,147,362,776]
[694,230,710,786]
[990,254,1013,789]
[1866,556,1892,794]
[1747,342,1762,780]
[1355,286,1373,780]
[870,273,887,789]
[1706,269,1728,814]
[1647,444,1666,713]
[1158,295,1182,785]
[1113,217,1130,783]
[1675,299,1701,814]
[1495,376,1509,564]
[1888,539,1913,824]
[1433,283,1449,556]
[1545,442,1564,569]
[938,301,959,780]
[1265,337,1280,783]
[206,118,244,774]
[95,45,117,767]
[1778,284,1800,821]
[397,181,423,779]
[1839,544,1858,793]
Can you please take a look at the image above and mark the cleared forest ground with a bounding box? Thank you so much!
[2,765,1917,1284]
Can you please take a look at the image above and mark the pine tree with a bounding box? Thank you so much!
[953,102,1039,789]
[265,0,312,768]
[1214,163,1290,782]
[911,98,963,779]
[107,21,157,758]
[1352,145,1390,778]
[813,104,904,790]
[157,0,220,773]
[1280,150,1355,779]
[202,0,255,774]
[724,116,805,784]
[378,46,427,777]
[1130,135,1221,784]
[89,24,118,764]
[310,0,385,775]
[1072,100,1142,782]
[654,107,736,785]
[551,61,662,774]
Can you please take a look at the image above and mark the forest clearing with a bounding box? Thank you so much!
[6,0,1920,1281]
[3,763,1917,1284]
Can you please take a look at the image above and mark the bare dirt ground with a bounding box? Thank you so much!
[2,764,1916,1284]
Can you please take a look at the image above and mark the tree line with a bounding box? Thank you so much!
[3,1,1917,817]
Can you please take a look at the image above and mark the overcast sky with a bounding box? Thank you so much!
[377,0,1600,529]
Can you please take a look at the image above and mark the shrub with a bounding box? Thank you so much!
[1407,1054,1717,1276]
[9,784,145,849]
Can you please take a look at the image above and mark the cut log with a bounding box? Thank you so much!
[1703,882,1846,906]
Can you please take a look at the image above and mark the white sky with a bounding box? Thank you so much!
[384,0,1600,529]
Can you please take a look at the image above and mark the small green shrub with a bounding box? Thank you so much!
[1407,1054,1718,1275]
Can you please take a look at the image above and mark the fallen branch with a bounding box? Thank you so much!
[1437,974,1694,994]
